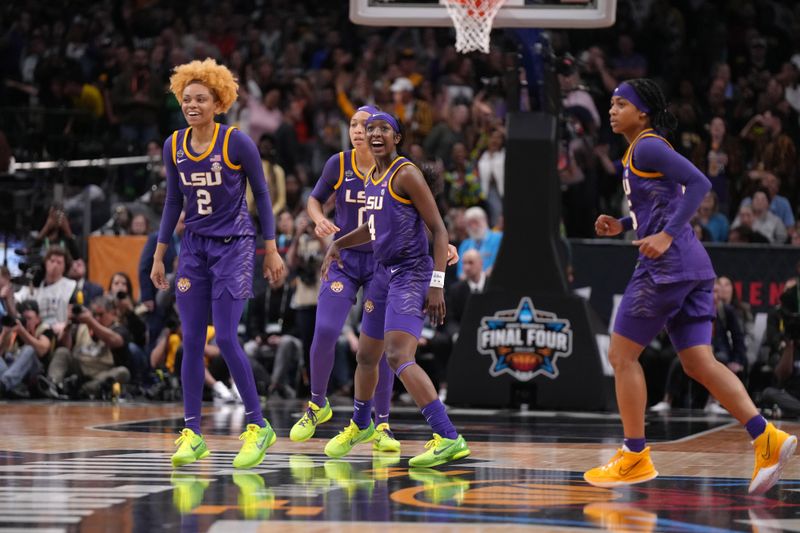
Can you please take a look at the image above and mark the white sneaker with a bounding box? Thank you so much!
[212,381,234,403]
[704,400,728,415]
[230,383,243,404]
[650,401,671,413]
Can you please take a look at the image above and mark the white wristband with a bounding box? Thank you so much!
[430,270,445,288]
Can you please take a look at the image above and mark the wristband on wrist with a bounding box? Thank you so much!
[430,270,445,288]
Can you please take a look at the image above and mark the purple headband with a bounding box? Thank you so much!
[356,105,379,116]
[365,111,400,133]
[613,82,651,114]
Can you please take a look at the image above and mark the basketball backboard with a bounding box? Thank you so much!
[349,0,616,29]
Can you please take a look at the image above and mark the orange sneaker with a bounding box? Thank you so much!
[584,446,658,488]
[749,422,797,494]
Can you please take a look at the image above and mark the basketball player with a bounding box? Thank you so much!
[584,78,796,494]
[321,112,470,467]
[151,59,286,469]
[289,105,401,451]
[293,106,459,453]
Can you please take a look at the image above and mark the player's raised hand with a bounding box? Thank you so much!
[424,287,446,326]
[594,214,623,237]
[320,243,343,281]
[150,260,169,291]
[633,231,673,259]
[446,243,459,266]
[262,248,286,284]
[314,218,340,238]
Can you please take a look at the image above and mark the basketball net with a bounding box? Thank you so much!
[443,0,506,54]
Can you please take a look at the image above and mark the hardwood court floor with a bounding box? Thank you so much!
[1,400,799,532]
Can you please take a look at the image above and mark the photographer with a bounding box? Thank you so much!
[35,205,80,261]
[0,300,53,398]
[46,295,130,399]
[108,272,149,387]
[287,212,327,373]
[759,279,800,417]
[14,246,77,330]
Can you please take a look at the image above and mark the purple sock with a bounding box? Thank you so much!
[745,414,768,440]
[353,397,374,429]
[212,296,264,427]
[373,354,393,426]
[624,437,646,453]
[310,293,351,408]
[176,293,211,434]
[421,399,458,439]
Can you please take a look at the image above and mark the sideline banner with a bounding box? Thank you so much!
[88,235,148,301]
[570,240,800,324]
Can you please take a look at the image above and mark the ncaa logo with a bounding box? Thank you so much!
[330,281,344,293]
[364,300,375,313]
[477,297,573,381]
[177,277,191,293]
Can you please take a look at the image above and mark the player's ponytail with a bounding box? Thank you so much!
[625,78,678,135]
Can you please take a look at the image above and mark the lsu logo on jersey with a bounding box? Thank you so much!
[330,281,344,293]
[177,277,192,293]
[477,297,573,381]
[365,195,384,211]
[364,299,375,313]
[180,171,222,187]
[345,189,366,204]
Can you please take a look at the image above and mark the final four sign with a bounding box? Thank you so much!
[477,297,573,381]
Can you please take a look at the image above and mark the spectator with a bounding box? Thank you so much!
[741,171,795,229]
[443,142,482,209]
[129,213,150,236]
[390,76,433,147]
[446,249,485,344]
[457,206,502,278]
[476,127,505,227]
[0,300,53,397]
[14,246,76,328]
[692,116,742,214]
[730,203,774,244]
[609,34,647,80]
[68,257,103,305]
[740,109,797,195]
[110,48,163,150]
[36,205,80,261]
[423,103,469,168]
[46,295,130,399]
[696,190,730,243]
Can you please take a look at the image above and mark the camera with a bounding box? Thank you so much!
[0,315,16,328]
[778,282,800,340]
[72,303,84,317]
[116,291,127,300]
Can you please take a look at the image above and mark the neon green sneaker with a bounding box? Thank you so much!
[233,419,277,469]
[408,434,470,468]
[170,472,209,514]
[408,467,469,504]
[371,423,401,452]
[324,420,375,458]
[290,400,333,442]
[171,428,210,467]
[232,472,275,519]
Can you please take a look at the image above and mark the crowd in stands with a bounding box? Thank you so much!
[0,0,799,412]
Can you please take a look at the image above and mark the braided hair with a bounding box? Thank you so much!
[392,117,443,195]
[625,78,678,134]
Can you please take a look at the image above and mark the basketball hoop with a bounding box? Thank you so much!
[443,0,507,54]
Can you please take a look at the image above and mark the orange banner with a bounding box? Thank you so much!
[88,235,148,301]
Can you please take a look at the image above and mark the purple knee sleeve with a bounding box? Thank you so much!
[395,360,416,377]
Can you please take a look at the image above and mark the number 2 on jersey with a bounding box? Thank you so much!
[197,189,212,215]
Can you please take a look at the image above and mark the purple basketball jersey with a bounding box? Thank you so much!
[364,156,428,265]
[171,123,255,238]
[310,150,372,253]
[622,130,715,283]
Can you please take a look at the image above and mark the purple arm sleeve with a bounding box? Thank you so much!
[634,137,711,238]
[157,137,184,244]
[310,153,342,203]
[230,130,276,240]
[618,216,634,231]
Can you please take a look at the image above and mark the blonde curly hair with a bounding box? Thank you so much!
[169,58,238,113]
